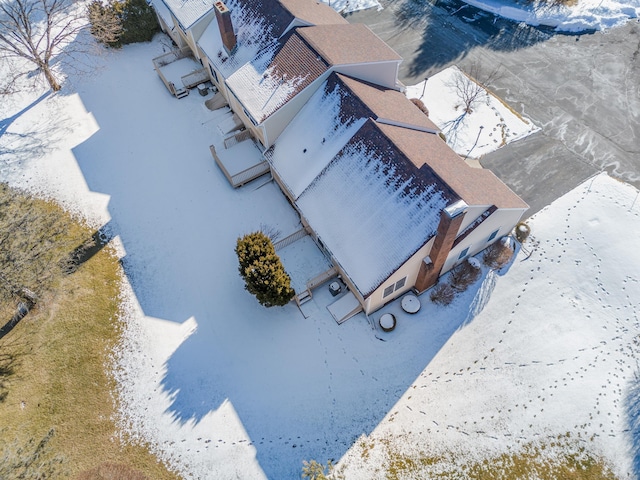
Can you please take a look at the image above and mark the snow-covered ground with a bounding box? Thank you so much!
[449,0,639,32]
[2,2,639,475]
[405,66,539,159]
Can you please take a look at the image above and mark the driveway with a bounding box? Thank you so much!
[347,0,640,215]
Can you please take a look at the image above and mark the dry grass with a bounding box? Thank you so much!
[0,194,177,479]
[361,434,618,480]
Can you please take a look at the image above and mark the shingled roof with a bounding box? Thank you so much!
[279,0,347,26]
[226,30,330,123]
[298,24,401,66]
[377,123,528,209]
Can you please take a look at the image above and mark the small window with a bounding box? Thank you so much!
[243,108,258,126]
[458,247,469,260]
[395,277,406,291]
[209,65,218,83]
[487,229,499,242]
[383,285,394,298]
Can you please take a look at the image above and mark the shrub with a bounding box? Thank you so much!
[410,98,429,117]
[483,237,515,269]
[429,282,456,306]
[450,258,481,292]
[515,221,531,243]
[236,231,295,307]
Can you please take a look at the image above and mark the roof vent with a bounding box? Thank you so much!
[214,1,236,54]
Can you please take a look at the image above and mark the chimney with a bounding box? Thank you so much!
[214,1,236,54]
[414,200,467,292]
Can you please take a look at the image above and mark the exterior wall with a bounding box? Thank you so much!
[333,61,401,90]
[225,87,267,146]
[189,13,216,52]
[364,237,435,314]
[260,71,331,147]
[441,207,527,274]
[456,204,488,233]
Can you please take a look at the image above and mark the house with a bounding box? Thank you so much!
[150,0,529,317]
[266,73,528,314]
[195,0,400,148]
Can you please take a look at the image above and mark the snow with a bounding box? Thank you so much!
[267,80,366,199]
[338,172,640,478]
[1,13,639,479]
[158,56,203,88]
[226,47,308,124]
[405,66,540,159]
[459,0,639,32]
[197,0,280,80]
[320,0,381,14]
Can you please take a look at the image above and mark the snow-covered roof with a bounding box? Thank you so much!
[198,0,294,79]
[297,120,454,296]
[151,0,174,29]
[160,0,215,30]
[226,31,329,124]
[266,77,367,198]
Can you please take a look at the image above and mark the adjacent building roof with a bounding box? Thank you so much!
[337,73,439,132]
[226,31,330,124]
[198,0,295,78]
[160,0,215,30]
[279,0,347,26]
[296,120,454,296]
[298,24,401,66]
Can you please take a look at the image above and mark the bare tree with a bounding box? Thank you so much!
[0,0,90,92]
[449,63,502,115]
[0,183,79,305]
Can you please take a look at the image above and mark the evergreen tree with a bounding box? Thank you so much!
[89,0,158,48]
[235,232,295,308]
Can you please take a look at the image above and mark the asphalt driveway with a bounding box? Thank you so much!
[348,0,640,215]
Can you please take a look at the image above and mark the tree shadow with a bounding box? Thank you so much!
[0,337,23,403]
[346,0,563,82]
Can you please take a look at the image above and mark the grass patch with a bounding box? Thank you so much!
[356,434,618,480]
[0,191,177,479]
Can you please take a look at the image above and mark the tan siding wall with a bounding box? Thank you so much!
[261,72,331,147]
[333,61,400,90]
[441,207,527,273]
[364,237,435,314]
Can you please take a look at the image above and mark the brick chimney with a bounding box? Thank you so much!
[415,200,467,292]
[214,1,236,54]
